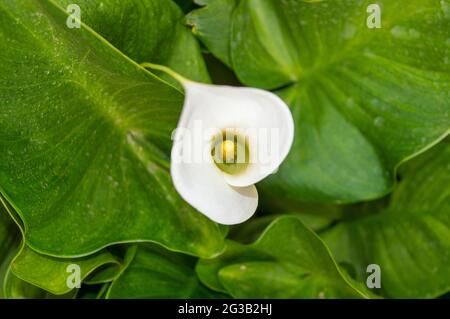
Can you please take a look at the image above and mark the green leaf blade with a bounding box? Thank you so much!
[0,0,224,258]
[197,216,372,298]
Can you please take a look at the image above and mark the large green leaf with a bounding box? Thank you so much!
[0,0,224,258]
[107,244,227,298]
[196,216,372,298]
[188,0,450,204]
[323,141,450,298]
[54,0,210,86]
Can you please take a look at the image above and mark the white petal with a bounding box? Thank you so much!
[169,80,293,224]
[171,145,258,225]
[181,82,294,187]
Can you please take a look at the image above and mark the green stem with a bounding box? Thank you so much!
[141,62,191,86]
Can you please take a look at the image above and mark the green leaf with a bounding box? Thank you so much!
[106,244,228,298]
[186,0,238,66]
[322,141,450,298]
[54,0,210,86]
[4,272,77,299]
[228,212,334,244]
[84,263,122,285]
[1,193,122,297]
[11,245,121,295]
[196,216,372,298]
[76,283,110,299]
[0,201,64,299]
[174,0,198,14]
[188,0,450,204]
[0,0,224,258]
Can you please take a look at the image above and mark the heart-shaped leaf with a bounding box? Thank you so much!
[323,141,450,298]
[188,0,450,204]
[0,0,224,258]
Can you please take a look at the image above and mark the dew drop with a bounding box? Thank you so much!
[373,116,385,127]
[342,25,357,39]
[346,97,356,109]
[390,26,420,40]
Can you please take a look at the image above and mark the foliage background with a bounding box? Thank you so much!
[0,0,449,299]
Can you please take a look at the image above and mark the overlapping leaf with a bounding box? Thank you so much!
[107,244,227,298]
[1,0,448,300]
[0,194,121,297]
[10,246,121,295]
[323,141,450,298]
[188,0,450,204]
[196,216,373,298]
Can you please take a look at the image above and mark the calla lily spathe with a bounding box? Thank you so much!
[143,63,294,225]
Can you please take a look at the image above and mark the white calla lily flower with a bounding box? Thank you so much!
[143,63,294,225]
